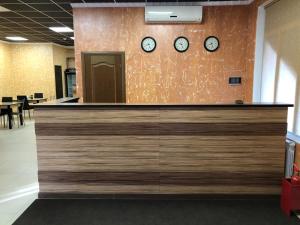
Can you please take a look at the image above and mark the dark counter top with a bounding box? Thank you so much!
[35,100,293,109]
[36,97,80,106]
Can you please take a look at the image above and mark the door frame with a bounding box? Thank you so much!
[81,51,126,103]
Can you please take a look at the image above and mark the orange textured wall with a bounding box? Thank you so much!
[74,6,253,103]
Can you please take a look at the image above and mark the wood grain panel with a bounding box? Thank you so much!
[158,186,281,195]
[159,136,285,172]
[39,183,160,194]
[35,123,287,136]
[38,183,280,195]
[159,108,287,123]
[35,108,286,123]
[35,106,289,196]
[37,136,159,172]
[35,109,159,123]
[38,171,281,186]
[39,171,160,185]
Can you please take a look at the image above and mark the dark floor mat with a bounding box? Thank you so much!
[13,198,300,225]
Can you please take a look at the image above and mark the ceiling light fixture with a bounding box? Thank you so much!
[0,6,10,12]
[49,27,73,33]
[6,36,28,41]
[70,37,74,40]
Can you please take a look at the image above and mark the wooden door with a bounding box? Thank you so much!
[83,53,125,103]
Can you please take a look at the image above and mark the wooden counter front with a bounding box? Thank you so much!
[34,104,291,196]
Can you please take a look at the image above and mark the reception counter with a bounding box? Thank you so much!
[34,102,292,197]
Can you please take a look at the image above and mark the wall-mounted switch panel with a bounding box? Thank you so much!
[229,77,242,85]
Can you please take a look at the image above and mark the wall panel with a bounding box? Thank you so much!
[74,7,252,103]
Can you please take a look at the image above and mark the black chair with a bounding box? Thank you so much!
[34,93,43,98]
[2,96,13,102]
[0,109,7,128]
[2,97,25,128]
[12,98,25,127]
[1,97,13,128]
[17,96,34,119]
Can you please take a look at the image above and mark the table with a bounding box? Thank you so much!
[0,102,24,129]
[28,98,47,104]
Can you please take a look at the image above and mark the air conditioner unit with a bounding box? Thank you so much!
[145,6,203,23]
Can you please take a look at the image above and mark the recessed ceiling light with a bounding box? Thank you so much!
[0,6,10,12]
[70,37,74,40]
[6,36,28,41]
[49,27,73,33]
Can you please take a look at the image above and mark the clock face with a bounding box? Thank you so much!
[204,36,219,52]
[141,37,156,53]
[174,36,189,53]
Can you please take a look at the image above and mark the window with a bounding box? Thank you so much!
[258,0,300,136]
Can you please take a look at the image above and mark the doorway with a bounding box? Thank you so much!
[54,65,63,99]
[82,52,125,103]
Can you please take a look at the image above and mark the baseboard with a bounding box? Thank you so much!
[0,183,39,204]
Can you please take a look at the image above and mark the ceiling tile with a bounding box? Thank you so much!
[1,4,36,11]
[42,11,71,17]
[0,21,26,28]
[0,17,8,22]
[28,3,66,11]
[52,17,73,22]
[28,17,56,23]
[21,0,55,3]
[84,0,115,2]
[0,0,250,46]
[17,11,46,17]
[115,0,144,2]
[3,17,33,23]
[0,11,22,18]
[57,3,72,11]
[0,0,21,3]
[15,21,42,27]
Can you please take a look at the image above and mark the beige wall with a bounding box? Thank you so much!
[0,42,74,100]
[0,42,12,98]
[10,44,55,99]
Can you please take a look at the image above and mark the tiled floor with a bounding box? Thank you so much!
[0,120,38,225]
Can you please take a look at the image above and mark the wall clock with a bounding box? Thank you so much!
[141,36,156,53]
[204,36,219,52]
[174,36,189,53]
